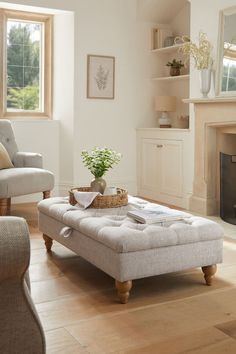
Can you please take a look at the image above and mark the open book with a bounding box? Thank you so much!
[127,209,190,224]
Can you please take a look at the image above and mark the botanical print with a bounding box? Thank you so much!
[87,55,115,99]
[95,65,109,91]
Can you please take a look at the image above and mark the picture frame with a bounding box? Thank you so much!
[87,54,115,99]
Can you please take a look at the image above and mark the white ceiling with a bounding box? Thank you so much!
[137,0,188,23]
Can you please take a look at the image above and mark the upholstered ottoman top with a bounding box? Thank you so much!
[38,196,224,253]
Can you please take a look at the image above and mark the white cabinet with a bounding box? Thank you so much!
[159,140,183,197]
[140,138,183,197]
[137,128,193,208]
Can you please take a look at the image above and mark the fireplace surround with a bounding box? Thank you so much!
[184,97,236,216]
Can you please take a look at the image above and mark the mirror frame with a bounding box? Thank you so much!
[216,6,236,97]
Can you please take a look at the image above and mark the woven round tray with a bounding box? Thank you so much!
[69,187,128,208]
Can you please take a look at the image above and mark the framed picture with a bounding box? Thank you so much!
[87,55,115,99]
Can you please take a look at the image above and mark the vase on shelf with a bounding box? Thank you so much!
[199,69,211,98]
[90,177,106,194]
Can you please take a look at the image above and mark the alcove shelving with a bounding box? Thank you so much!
[150,1,190,129]
[152,74,189,82]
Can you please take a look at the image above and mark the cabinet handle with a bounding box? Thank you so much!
[156,144,163,148]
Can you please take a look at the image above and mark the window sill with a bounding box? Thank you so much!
[1,113,52,120]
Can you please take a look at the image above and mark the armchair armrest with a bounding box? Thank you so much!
[13,151,43,168]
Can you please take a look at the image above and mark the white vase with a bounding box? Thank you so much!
[199,69,211,98]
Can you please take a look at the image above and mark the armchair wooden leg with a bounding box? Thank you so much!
[43,191,51,199]
[43,234,53,252]
[0,198,8,216]
[115,280,132,304]
[202,265,217,286]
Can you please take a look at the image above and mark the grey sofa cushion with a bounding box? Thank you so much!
[0,120,18,160]
[0,168,54,198]
[38,197,224,253]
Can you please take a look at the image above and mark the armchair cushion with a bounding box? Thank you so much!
[13,152,43,168]
[0,142,14,169]
[0,168,54,198]
[0,120,18,160]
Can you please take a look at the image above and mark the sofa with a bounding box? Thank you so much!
[0,216,46,353]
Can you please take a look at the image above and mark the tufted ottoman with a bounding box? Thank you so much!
[38,196,224,303]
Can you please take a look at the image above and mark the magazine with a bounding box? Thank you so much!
[127,209,190,224]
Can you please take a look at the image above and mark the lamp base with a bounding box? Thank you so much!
[158,112,171,128]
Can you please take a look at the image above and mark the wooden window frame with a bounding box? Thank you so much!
[0,9,53,119]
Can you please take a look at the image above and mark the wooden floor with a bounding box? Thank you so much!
[10,203,236,354]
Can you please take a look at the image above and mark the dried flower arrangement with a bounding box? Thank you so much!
[175,32,213,70]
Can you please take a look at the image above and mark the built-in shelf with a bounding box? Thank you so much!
[151,44,182,54]
[136,127,190,132]
[152,74,189,82]
[183,97,236,104]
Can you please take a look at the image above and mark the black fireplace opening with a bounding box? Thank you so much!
[220,152,236,225]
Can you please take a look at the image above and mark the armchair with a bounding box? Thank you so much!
[0,120,54,215]
[0,216,46,353]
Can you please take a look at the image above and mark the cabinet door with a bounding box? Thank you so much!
[160,140,183,197]
[140,139,161,192]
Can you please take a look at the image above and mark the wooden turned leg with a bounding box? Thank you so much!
[0,198,8,216]
[43,234,53,252]
[115,280,132,304]
[202,265,217,286]
[7,198,11,215]
[43,191,51,199]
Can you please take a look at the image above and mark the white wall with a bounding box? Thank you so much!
[170,2,190,37]
[1,0,155,199]
[73,1,155,193]
[11,120,59,202]
[53,12,74,194]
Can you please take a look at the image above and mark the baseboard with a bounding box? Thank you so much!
[58,181,74,196]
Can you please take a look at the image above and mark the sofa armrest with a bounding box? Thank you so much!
[13,152,43,168]
[0,217,30,281]
[0,217,46,353]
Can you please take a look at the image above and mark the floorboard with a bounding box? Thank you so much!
[9,202,236,354]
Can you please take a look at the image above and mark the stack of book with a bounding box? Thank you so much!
[127,209,191,224]
[152,27,173,50]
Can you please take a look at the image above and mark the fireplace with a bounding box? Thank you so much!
[220,152,236,224]
[183,97,236,215]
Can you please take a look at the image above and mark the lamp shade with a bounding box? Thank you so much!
[155,96,176,112]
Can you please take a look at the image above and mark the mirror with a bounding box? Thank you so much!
[216,7,236,96]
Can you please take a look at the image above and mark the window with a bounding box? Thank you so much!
[0,9,53,118]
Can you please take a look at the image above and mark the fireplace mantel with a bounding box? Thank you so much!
[183,97,236,104]
[184,97,236,215]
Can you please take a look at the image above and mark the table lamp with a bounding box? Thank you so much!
[155,96,176,128]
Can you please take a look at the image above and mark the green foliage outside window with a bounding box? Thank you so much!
[7,22,41,111]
